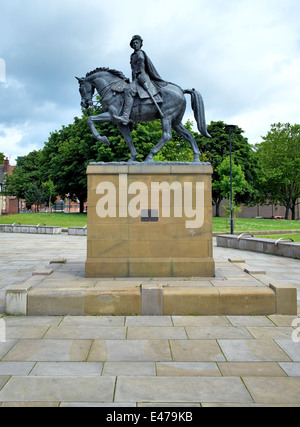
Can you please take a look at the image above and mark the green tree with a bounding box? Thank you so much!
[24,183,44,211]
[214,156,250,221]
[255,123,300,219]
[4,150,43,201]
[0,153,4,164]
[42,179,57,210]
[195,121,260,216]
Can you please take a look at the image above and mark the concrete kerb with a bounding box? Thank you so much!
[0,224,88,236]
[216,233,300,260]
[229,259,298,316]
[5,258,296,317]
[0,224,62,234]
[5,261,65,315]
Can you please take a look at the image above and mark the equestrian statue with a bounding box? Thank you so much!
[76,35,211,163]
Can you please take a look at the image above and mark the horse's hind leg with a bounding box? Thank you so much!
[173,123,201,163]
[144,118,172,163]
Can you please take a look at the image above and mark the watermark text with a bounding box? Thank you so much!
[292,318,300,343]
[96,174,205,229]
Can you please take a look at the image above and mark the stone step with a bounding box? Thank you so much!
[6,283,294,316]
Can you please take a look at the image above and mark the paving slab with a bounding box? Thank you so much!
[2,339,92,362]
[218,362,287,377]
[125,316,173,327]
[60,316,125,327]
[127,327,187,340]
[172,316,231,327]
[268,315,300,327]
[275,340,300,362]
[60,402,136,407]
[202,403,300,407]
[226,316,275,327]
[137,402,201,407]
[218,339,292,362]
[0,340,17,359]
[0,362,35,376]
[6,325,50,339]
[0,402,60,407]
[185,326,253,340]
[29,362,103,376]
[2,316,63,327]
[156,362,221,377]
[279,363,300,377]
[114,377,253,404]
[170,340,226,362]
[88,340,172,362]
[243,377,300,405]
[0,376,10,390]
[0,376,116,403]
[102,362,156,376]
[247,326,295,340]
[44,326,126,340]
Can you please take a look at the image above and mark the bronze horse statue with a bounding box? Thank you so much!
[76,67,211,163]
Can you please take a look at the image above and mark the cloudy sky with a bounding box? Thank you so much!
[0,0,299,164]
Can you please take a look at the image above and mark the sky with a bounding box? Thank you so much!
[0,0,300,164]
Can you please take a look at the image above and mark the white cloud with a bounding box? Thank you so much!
[0,0,299,158]
[0,125,28,164]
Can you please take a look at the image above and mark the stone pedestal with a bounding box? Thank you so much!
[85,163,215,278]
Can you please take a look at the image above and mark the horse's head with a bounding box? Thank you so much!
[76,76,95,109]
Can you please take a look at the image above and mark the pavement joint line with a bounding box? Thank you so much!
[84,341,94,363]
[240,377,255,403]
[112,377,118,403]
[168,339,174,362]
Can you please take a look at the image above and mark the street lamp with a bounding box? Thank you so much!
[224,125,237,235]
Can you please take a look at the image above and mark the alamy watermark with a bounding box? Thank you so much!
[96,174,205,229]
[0,318,6,343]
[292,318,300,343]
[0,58,6,83]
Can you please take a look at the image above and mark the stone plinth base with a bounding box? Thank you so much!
[85,162,215,278]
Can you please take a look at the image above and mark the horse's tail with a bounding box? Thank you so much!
[184,89,211,138]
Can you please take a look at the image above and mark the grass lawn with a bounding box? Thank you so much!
[256,233,300,242]
[212,217,300,233]
[0,213,300,232]
[0,213,87,228]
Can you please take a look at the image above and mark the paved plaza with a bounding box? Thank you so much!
[0,233,300,407]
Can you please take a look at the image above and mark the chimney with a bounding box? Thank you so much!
[4,157,9,173]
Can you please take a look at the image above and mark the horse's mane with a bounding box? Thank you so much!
[86,67,128,80]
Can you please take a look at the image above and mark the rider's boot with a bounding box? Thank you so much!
[114,95,134,126]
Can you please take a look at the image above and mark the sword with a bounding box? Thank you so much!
[142,83,164,119]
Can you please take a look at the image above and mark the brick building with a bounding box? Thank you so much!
[213,199,300,220]
[0,157,20,215]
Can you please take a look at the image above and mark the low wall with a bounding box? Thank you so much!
[0,224,62,234]
[68,226,87,236]
[0,224,87,235]
[217,234,300,259]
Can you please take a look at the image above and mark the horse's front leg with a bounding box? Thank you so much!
[87,113,111,146]
[117,124,138,163]
[145,118,172,163]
